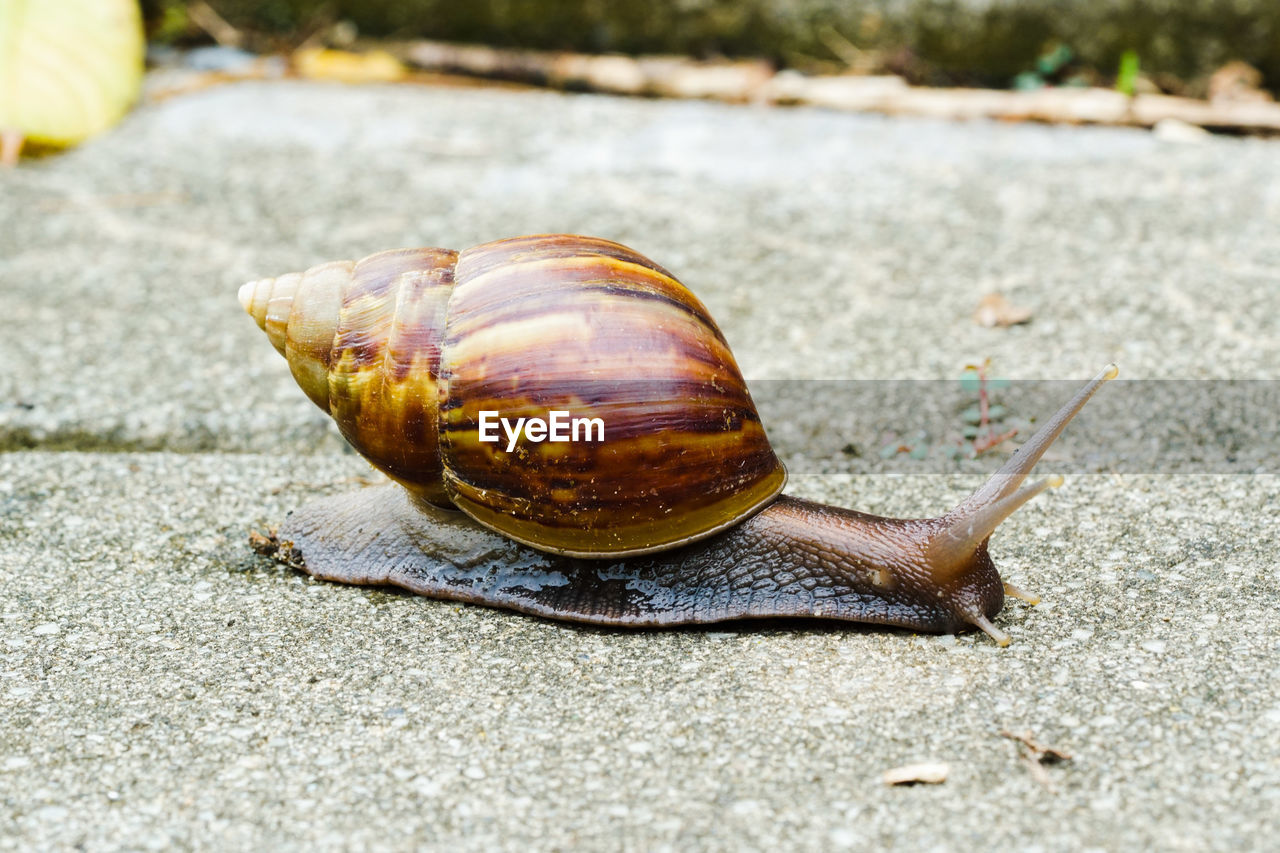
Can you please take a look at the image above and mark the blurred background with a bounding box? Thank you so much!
[7,0,1280,166]
[143,0,1278,94]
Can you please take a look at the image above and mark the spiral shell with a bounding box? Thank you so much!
[240,235,786,557]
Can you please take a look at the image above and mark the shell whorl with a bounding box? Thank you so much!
[240,249,457,506]
[240,235,787,557]
[239,261,346,410]
[437,235,786,556]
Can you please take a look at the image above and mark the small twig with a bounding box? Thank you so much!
[966,359,1018,457]
[816,25,865,70]
[977,362,991,426]
[188,1,244,48]
[294,4,342,52]
[972,426,1019,455]
[1,128,24,167]
[1021,755,1056,792]
[999,728,1073,763]
[1000,728,1072,791]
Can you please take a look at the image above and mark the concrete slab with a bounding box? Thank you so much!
[2,82,1277,458]
[1,452,1276,850]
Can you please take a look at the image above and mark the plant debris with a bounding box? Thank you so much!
[1208,61,1273,105]
[878,358,1024,461]
[883,761,950,786]
[1000,729,1072,763]
[974,293,1033,328]
[136,33,1280,136]
[1000,729,1072,791]
[186,0,244,49]
[249,527,305,570]
[294,47,407,84]
[958,359,1020,457]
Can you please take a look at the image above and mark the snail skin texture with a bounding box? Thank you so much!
[240,234,1117,646]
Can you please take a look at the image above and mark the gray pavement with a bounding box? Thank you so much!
[1,80,1278,850]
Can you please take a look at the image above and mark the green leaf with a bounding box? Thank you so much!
[1116,49,1140,96]
[1012,71,1045,92]
[1037,43,1074,76]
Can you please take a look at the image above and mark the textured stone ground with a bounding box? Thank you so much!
[1,81,1276,850]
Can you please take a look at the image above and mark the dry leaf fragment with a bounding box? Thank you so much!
[248,528,279,556]
[1208,61,1273,104]
[883,761,949,786]
[293,48,407,84]
[974,293,1033,328]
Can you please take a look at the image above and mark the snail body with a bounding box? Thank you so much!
[240,234,1116,645]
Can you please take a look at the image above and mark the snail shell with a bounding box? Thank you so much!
[240,235,785,557]
[241,234,1117,645]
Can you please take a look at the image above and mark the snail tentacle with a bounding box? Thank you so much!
[951,364,1117,516]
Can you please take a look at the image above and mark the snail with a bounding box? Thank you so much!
[239,234,1116,645]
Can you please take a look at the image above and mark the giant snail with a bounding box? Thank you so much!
[240,234,1116,646]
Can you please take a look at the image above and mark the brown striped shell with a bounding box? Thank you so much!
[239,235,787,557]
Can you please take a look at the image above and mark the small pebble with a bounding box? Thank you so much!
[1153,118,1210,143]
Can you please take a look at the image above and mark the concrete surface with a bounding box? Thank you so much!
[1,80,1278,850]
